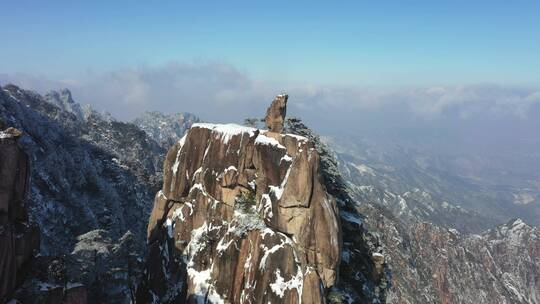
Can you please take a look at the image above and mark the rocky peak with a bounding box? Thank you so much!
[45,88,84,120]
[264,94,288,133]
[141,95,344,303]
[60,88,74,103]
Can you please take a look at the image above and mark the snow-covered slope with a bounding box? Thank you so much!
[1,85,164,254]
[132,111,199,149]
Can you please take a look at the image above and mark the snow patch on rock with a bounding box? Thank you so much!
[192,123,256,144]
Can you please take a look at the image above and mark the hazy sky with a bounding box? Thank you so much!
[1,1,539,86]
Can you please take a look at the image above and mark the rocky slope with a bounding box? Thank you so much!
[44,89,86,120]
[358,200,540,304]
[326,130,540,303]
[0,126,40,303]
[12,229,142,304]
[139,96,388,303]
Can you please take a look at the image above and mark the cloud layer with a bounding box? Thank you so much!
[2,62,539,132]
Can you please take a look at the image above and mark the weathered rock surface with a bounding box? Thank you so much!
[264,94,288,133]
[143,102,342,302]
[0,126,40,302]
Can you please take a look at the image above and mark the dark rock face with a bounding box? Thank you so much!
[0,127,40,302]
[264,94,288,133]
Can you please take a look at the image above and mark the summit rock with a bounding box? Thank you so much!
[141,96,343,303]
[264,94,288,133]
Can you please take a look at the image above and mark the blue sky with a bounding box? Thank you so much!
[1,0,539,86]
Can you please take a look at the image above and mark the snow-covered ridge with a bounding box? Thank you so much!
[191,123,257,144]
[255,133,286,149]
[132,111,199,149]
[45,89,85,120]
[190,123,306,149]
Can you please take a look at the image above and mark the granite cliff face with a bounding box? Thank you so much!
[0,126,40,302]
[142,95,345,303]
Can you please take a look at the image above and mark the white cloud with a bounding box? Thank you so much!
[2,62,539,126]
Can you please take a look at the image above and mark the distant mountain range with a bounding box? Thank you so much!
[324,135,540,230]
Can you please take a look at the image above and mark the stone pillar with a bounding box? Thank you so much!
[264,94,288,133]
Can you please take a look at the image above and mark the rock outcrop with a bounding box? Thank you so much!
[143,96,342,303]
[0,126,40,302]
[264,94,288,133]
